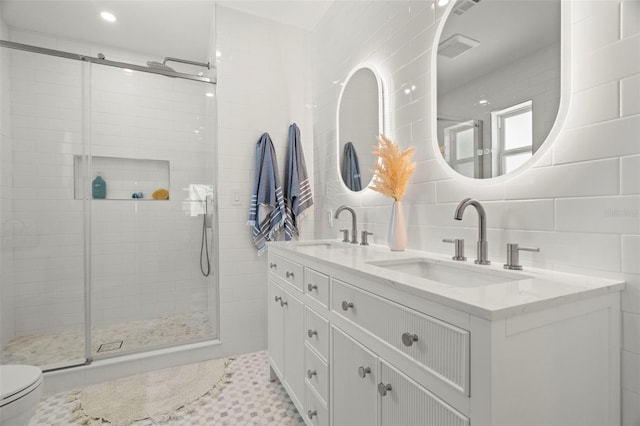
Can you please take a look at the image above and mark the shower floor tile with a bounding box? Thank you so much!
[29,351,305,426]
[1,313,214,367]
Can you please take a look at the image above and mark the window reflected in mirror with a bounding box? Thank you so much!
[436,0,561,179]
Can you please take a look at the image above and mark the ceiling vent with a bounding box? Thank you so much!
[438,34,480,58]
[452,0,481,15]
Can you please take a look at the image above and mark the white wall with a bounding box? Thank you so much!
[215,5,314,355]
[312,1,639,423]
[0,10,16,346]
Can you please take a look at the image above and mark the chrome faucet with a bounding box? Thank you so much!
[454,198,490,265]
[335,205,358,244]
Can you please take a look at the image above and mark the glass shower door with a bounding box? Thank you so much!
[0,48,88,369]
[88,64,218,358]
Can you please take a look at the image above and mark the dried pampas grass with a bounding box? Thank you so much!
[369,134,416,201]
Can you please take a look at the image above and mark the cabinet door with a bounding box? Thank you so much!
[332,326,377,426]
[268,280,284,378]
[282,286,305,409]
[378,360,469,426]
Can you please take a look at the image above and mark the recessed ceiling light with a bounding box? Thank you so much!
[100,11,117,23]
[205,92,214,97]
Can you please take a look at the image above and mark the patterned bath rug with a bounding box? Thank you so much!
[73,357,233,425]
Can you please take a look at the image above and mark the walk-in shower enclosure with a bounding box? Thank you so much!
[0,38,219,370]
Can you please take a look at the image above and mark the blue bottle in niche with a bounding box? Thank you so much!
[92,172,106,199]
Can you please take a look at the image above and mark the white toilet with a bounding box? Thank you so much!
[0,365,43,426]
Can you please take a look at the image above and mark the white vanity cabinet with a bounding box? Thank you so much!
[267,243,623,426]
[267,253,305,410]
[331,326,377,426]
[331,280,470,426]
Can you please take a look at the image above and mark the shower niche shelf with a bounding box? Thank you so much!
[74,156,170,200]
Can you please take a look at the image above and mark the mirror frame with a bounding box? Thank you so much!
[336,64,385,192]
[431,0,572,183]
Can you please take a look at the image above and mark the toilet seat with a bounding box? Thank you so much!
[0,365,43,408]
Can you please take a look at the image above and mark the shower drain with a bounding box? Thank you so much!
[97,340,124,353]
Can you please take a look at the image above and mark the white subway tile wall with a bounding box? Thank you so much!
[311,1,639,423]
[0,16,15,347]
[215,6,314,355]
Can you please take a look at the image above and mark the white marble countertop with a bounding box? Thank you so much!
[268,240,625,320]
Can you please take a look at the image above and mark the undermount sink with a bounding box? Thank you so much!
[295,242,351,251]
[367,258,525,288]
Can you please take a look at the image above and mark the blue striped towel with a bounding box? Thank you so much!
[341,141,362,191]
[284,123,313,240]
[247,133,286,255]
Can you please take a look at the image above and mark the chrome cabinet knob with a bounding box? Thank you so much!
[280,299,288,307]
[307,329,318,338]
[307,369,317,379]
[341,301,354,311]
[402,332,418,347]
[308,410,318,419]
[286,271,294,278]
[274,296,282,302]
[307,283,318,291]
[269,263,277,269]
[358,366,371,378]
[378,383,392,396]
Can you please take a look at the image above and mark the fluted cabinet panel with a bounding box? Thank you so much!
[332,279,470,394]
[379,359,469,426]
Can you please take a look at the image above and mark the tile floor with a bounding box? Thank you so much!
[29,351,304,426]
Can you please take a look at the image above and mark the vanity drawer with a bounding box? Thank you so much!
[305,344,329,404]
[305,306,329,361]
[332,279,470,395]
[305,383,329,426]
[268,253,303,292]
[305,267,329,308]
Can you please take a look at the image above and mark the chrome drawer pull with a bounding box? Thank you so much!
[307,283,318,291]
[308,410,318,419]
[280,300,288,307]
[269,263,277,269]
[307,369,317,379]
[308,329,318,338]
[341,301,354,311]
[274,296,282,302]
[358,366,371,378]
[402,332,418,347]
[286,271,294,278]
[378,383,392,396]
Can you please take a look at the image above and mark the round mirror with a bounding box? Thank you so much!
[436,0,561,179]
[338,66,384,191]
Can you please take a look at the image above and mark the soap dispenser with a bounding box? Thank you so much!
[92,172,107,199]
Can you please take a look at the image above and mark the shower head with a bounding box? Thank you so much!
[146,60,175,72]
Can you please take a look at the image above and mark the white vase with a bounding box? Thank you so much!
[387,200,407,251]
